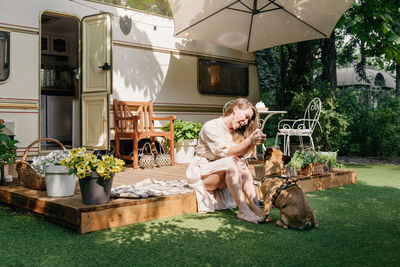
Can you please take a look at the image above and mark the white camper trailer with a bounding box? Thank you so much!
[0,0,260,157]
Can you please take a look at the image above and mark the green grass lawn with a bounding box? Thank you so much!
[1,164,399,266]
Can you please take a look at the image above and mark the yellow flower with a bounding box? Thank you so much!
[60,147,125,180]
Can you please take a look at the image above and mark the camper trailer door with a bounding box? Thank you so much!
[81,13,112,150]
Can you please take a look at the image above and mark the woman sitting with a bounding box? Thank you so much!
[186,98,266,223]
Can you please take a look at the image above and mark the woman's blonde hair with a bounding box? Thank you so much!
[224,98,259,153]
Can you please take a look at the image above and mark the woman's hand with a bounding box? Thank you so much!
[249,129,266,146]
[227,129,266,157]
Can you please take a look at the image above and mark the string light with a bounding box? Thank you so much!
[69,0,173,29]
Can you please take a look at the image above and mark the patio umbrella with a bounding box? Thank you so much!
[168,0,354,52]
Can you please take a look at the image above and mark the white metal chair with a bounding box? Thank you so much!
[274,97,322,155]
[222,99,235,115]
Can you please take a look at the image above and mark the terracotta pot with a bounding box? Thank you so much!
[78,172,114,205]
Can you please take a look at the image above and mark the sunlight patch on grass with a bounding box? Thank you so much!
[167,217,227,232]
[347,164,400,189]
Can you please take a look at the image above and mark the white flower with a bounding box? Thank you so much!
[31,149,70,174]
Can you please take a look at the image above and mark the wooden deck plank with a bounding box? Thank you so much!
[112,164,188,186]
[0,185,81,225]
[80,193,196,233]
[0,164,357,234]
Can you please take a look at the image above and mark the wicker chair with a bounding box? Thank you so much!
[274,97,322,156]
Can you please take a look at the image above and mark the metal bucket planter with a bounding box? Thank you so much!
[174,139,197,163]
[253,165,264,181]
[285,166,298,177]
[45,165,77,197]
[78,172,114,205]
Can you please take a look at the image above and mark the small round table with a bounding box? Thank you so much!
[257,109,287,131]
[257,108,287,151]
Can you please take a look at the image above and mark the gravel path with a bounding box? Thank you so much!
[337,156,400,165]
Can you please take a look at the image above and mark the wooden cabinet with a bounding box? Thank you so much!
[41,35,51,54]
[51,36,68,56]
[41,35,68,56]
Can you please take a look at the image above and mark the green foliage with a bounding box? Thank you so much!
[287,149,320,171]
[337,0,400,71]
[287,149,338,171]
[254,0,400,157]
[286,153,303,171]
[161,120,203,143]
[336,88,400,157]
[60,148,124,179]
[255,47,281,108]
[285,81,349,152]
[0,123,19,168]
[94,0,172,16]
[286,82,400,157]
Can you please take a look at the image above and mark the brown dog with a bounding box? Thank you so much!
[259,148,318,230]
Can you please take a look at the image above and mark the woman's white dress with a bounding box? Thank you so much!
[186,117,248,213]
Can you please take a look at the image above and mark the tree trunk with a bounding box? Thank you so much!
[280,45,286,109]
[396,63,400,96]
[321,33,337,90]
[295,40,316,92]
[155,0,171,16]
[0,166,4,186]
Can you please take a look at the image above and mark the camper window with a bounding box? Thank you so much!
[0,31,10,81]
[198,58,248,96]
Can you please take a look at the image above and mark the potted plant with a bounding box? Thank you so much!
[61,147,125,205]
[162,120,203,163]
[286,148,337,177]
[0,122,19,185]
[31,149,75,197]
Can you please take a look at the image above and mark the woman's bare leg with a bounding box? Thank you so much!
[202,171,227,191]
[241,168,264,218]
[201,159,260,223]
[224,159,260,223]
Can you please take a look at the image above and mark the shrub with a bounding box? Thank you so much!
[336,88,400,157]
[0,123,19,168]
[284,81,349,153]
[162,120,203,143]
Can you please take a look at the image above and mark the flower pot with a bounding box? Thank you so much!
[44,165,77,197]
[253,165,264,181]
[174,139,197,163]
[78,172,114,205]
[318,151,337,172]
[285,166,298,177]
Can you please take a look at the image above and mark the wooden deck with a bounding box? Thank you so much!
[0,164,357,234]
[112,163,189,186]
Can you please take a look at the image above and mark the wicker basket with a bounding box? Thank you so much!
[16,138,65,190]
[297,147,324,176]
[155,144,171,167]
[139,142,155,169]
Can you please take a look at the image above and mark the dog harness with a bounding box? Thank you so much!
[271,176,298,206]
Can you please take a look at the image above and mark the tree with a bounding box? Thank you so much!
[337,0,400,93]
[94,0,171,16]
[321,33,337,90]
